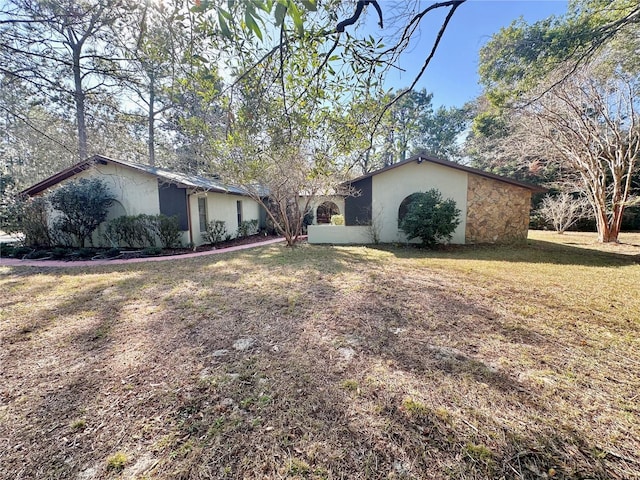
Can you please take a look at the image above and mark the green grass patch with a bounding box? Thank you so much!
[106,451,128,472]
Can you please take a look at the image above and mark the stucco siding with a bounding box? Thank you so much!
[371,161,468,244]
[190,192,261,246]
[74,163,161,217]
[307,225,371,244]
[465,174,532,244]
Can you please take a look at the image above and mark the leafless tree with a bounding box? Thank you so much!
[519,65,639,242]
[537,192,592,234]
[222,144,349,247]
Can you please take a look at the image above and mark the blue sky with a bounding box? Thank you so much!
[377,0,569,108]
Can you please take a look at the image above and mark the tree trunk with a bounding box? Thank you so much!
[595,210,618,243]
[148,75,155,166]
[71,40,88,160]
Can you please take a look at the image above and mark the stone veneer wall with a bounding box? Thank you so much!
[465,174,532,244]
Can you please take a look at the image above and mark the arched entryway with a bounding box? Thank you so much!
[397,193,421,227]
[316,201,340,224]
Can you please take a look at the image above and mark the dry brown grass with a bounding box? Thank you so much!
[1,231,639,479]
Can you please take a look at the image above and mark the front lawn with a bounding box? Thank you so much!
[1,231,638,479]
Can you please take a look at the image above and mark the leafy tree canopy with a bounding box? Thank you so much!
[478,0,640,108]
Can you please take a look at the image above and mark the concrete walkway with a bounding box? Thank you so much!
[0,237,286,268]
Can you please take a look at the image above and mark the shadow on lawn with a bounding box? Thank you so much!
[128,252,619,478]
[371,239,640,267]
[0,244,632,479]
[139,299,614,479]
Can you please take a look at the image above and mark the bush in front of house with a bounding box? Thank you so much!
[302,208,314,233]
[203,220,228,244]
[49,178,114,247]
[330,214,345,225]
[15,196,53,247]
[152,215,182,248]
[104,215,155,248]
[0,243,15,257]
[400,189,461,248]
[237,219,259,238]
[141,246,162,256]
[104,214,182,249]
[2,195,52,247]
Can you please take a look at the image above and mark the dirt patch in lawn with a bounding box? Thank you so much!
[1,239,639,479]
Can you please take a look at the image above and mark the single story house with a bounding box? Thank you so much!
[22,154,262,247]
[308,153,546,245]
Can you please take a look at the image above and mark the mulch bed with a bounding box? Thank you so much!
[3,234,283,262]
[191,234,281,253]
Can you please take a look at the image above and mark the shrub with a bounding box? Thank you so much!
[11,197,53,247]
[76,247,95,259]
[141,246,162,256]
[106,452,128,472]
[24,250,51,259]
[237,219,259,237]
[104,247,121,258]
[51,247,69,259]
[0,243,15,257]
[103,215,154,248]
[103,214,182,249]
[152,214,182,248]
[12,246,32,258]
[49,178,114,247]
[400,189,461,248]
[302,208,314,233]
[264,216,280,236]
[330,214,345,225]
[203,220,228,244]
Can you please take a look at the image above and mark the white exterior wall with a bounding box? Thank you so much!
[189,192,261,246]
[46,163,164,247]
[307,225,370,244]
[371,161,468,244]
[74,163,161,217]
[300,196,346,224]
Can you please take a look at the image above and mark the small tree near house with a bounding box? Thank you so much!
[49,178,115,247]
[400,189,461,248]
[220,138,347,247]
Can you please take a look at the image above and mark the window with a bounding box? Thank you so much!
[198,197,208,232]
[158,183,188,230]
[236,200,243,225]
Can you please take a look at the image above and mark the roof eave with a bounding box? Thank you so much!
[342,153,547,193]
[20,156,99,196]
